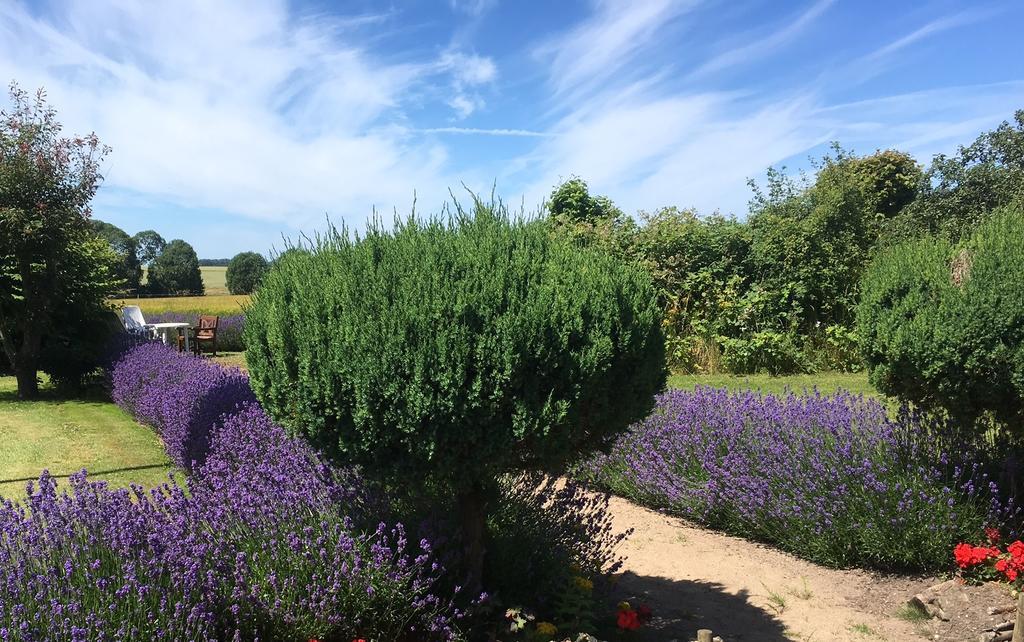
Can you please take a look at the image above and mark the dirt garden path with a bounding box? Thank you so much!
[605,496,1014,642]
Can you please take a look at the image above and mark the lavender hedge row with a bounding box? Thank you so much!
[577,387,1017,571]
[0,402,462,641]
[147,312,245,352]
[110,342,253,471]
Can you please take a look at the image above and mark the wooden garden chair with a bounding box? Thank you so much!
[191,315,219,357]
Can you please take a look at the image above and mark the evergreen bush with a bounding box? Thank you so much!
[858,204,1024,429]
[244,199,666,590]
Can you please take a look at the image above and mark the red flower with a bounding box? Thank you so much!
[954,543,999,569]
[1008,540,1024,561]
[617,609,641,631]
[986,527,1002,544]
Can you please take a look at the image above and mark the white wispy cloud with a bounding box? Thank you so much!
[0,0,470,228]
[1,0,1019,250]
[503,0,1022,218]
[436,49,498,118]
[861,9,994,63]
[687,0,835,79]
[534,0,699,100]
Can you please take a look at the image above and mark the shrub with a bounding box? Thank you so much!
[890,110,1024,242]
[110,342,254,470]
[147,311,245,351]
[245,200,666,590]
[719,331,806,375]
[147,239,204,295]
[577,387,1014,571]
[858,205,1024,429]
[226,251,269,295]
[39,305,124,391]
[485,475,627,615]
[0,406,462,641]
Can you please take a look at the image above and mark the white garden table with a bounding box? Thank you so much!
[150,322,191,352]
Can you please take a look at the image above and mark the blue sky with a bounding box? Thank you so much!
[1,0,1021,258]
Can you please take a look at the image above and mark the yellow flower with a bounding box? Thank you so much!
[536,621,558,635]
[572,576,594,592]
[617,600,632,612]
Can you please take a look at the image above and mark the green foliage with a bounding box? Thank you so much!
[91,219,141,292]
[846,149,921,218]
[749,149,876,334]
[246,200,665,490]
[548,176,624,224]
[547,177,635,255]
[38,236,123,390]
[147,239,204,295]
[891,110,1024,242]
[720,331,806,376]
[246,199,665,589]
[0,82,113,398]
[858,204,1024,429]
[483,475,623,617]
[132,229,166,265]
[627,208,752,372]
[225,251,268,295]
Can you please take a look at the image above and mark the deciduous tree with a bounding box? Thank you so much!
[0,83,112,398]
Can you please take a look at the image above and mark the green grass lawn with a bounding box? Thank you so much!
[212,351,247,370]
[0,377,175,499]
[668,370,878,398]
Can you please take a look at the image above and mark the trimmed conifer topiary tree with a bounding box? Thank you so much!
[858,202,1024,430]
[244,198,666,592]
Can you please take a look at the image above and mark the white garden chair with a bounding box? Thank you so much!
[121,305,156,338]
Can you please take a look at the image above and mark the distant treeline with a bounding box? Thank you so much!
[199,258,230,267]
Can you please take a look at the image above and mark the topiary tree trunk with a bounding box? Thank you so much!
[458,482,490,596]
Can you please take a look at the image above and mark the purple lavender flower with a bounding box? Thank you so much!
[0,405,462,641]
[578,386,1016,570]
[110,342,254,471]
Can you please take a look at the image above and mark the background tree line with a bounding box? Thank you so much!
[88,223,204,296]
[89,222,269,296]
[550,110,1024,378]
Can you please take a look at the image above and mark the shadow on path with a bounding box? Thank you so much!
[0,463,170,485]
[611,571,790,642]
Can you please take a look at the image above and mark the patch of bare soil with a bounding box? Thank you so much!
[604,496,1017,642]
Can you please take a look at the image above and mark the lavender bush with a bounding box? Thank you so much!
[110,342,255,471]
[578,387,1016,570]
[0,402,463,641]
[147,312,245,352]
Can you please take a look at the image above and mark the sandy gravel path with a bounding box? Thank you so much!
[606,495,937,642]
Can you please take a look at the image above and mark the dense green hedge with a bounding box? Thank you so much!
[245,202,666,487]
[245,200,665,589]
[858,204,1024,428]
